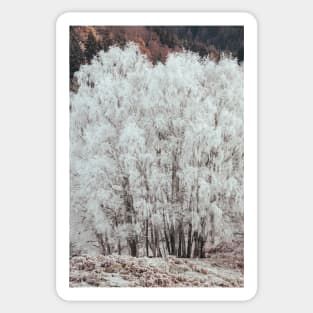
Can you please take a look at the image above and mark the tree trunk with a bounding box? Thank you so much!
[181,227,186,258]
[129,239,137,257]
[158,246,163,258]
[169,224,176,255]
[96,233,106,255]
[154,229,161,257]
[172,157,177,201]
[199,236,205,258]
[105,233,111,255]
[178,231,182,258]
[118,239,121,255]
[193,231,199,258]
[150,225,156,257]
[145,219,149,257]
[164,227,171,255]
[187,222,192,258]
[209,212,215,244]
[163,212,171,254]
[122,176,137,257]
[177,222,186,258]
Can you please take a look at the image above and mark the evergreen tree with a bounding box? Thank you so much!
[237,46,244,63]
[101,29,113,52]
[70,28,85,79]
[85,31,98,63]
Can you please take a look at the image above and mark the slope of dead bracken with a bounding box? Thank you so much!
[70,243,243,288]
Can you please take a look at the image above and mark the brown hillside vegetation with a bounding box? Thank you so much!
[70,26,244,82]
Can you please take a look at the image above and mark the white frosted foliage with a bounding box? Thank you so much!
[70,42,243,258]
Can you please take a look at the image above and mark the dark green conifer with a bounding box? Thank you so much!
[70,27,85,79]
[85,31,98,63]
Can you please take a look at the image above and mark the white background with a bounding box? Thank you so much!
[0,0,312,312]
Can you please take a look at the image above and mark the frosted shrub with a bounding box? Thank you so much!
[70,42,243,258]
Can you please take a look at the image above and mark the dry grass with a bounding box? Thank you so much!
[70,246,243,288]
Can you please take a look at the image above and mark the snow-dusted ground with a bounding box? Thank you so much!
[70,249,243,288]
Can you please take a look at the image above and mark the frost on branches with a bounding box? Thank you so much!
[70,42,243,260]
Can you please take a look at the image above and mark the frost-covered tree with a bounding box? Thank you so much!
[70,42,243,258]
